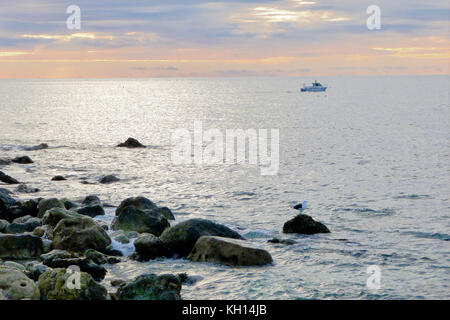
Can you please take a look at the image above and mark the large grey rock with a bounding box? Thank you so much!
[0,266,40,300]
[0,234,45,259]
[133,233,172,260]
[116,273,181,300]
[1,192,38,222]
[5,215,41,234]
[38,268,107,300]
[282,214,330,234]
[188,236,273,266]
[40,249,107,281]
[52,216,111,252]
[116,196,156,215]
[111,205,169,235]
[42,207,82,227]
[37,198,65,218]
[159,218,244,257]
[76,204,105,218]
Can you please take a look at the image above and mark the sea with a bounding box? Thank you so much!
[0,75,449,299]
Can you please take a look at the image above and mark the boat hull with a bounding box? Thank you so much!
[301,87,327,92]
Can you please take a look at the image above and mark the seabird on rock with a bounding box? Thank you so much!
[293,201,307,210]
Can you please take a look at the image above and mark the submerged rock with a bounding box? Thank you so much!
[159,218,244,257]
[51,175,66,181]
[0,234,46,259]
[15,184,39,194]
[99,175,120,184]
[268,238,296,245]
[38,268,107,300]
[52,216,112,252]
[282,214,330,234]
[0,266,40,300]
[0,159,12,166]
[0,171,19,184]
[111,205,169,235]
[117,137,145,148]
[11,156,33,164]
[82,195,101,206]
[188,236,273,266]
[116,273,181,300]
[133,233,172,260]
[24,143,48,151]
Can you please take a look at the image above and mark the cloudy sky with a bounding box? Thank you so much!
[0,0,448,78]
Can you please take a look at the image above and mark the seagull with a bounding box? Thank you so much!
[293,201,307,210]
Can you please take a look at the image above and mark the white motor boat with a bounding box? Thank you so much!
[301,81,327,92]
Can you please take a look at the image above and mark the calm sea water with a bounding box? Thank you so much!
[0,76,449,299]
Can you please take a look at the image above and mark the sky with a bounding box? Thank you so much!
[0,0,448,78]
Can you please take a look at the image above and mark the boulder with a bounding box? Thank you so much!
[111,206,169,235]
[154,206,175,220]
[82,195,101,206]
[0,266,40,300]
[6,199,39,222]
[51,175,66,181]
[188,236,273,266]
[38,268,107,300]
[52,216,111,252]
[42,207,83,227]
[117,137,146,148]
[116,273,181,300]
[99,175,120,184]
[159,218,244,257]
[116,196,156,215]
[0,171,19,184]
[1,194,39,222]
[133,233,172,260]
[15,184,39,194]
[23,143,48,151]
[76,204,105,218]
[11,156,33,164]
[282,214,330,234]
[37,198,65,218]
[0,159,12,166]
[0,234,45,259]
[40,250,106,281]
[5,215,41,234]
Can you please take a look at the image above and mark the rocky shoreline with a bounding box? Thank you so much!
[0,140,330,300]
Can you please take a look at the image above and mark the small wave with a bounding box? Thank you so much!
[403,231,450,242]
[109,238,136,256]
[334,207,395,216]
[243,229,273,239]
[393,194,432,200]
[232,191,256,197]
